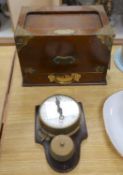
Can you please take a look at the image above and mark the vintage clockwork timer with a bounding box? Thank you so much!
[35,95,88,172]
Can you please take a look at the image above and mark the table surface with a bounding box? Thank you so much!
[0,46,15,132]
[0,46,123,175]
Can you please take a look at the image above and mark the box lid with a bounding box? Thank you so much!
[15,5,114,36]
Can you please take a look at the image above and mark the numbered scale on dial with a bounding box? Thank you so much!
[35,95,88,172]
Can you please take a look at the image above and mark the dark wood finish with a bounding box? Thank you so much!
[35,102,88,172]
[15,5,114,86]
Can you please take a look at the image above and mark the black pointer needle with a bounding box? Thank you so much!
[55,97,64,120]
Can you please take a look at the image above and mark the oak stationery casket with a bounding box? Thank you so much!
[15,5,114,86]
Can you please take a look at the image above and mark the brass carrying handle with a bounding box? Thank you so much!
[48,73,81,85]
[53,56,76,65]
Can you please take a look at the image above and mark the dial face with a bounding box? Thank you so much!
[39,95,80,130]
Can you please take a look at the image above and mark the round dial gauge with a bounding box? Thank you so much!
[39,95,81,135]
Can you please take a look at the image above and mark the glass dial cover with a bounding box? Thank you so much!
[39,95,80,130]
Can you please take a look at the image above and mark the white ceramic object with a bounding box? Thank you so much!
[114,46,123,72]
[103,91,123,156]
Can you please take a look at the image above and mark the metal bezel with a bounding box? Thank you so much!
[38,94,81,136]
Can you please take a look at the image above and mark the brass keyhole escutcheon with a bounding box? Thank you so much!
[53,56,76,65]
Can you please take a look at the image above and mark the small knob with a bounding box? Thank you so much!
[50,135,74,162]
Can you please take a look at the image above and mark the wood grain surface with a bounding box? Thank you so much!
[0,46,123,174]
[15,5,111,86]
[0,46,15,132]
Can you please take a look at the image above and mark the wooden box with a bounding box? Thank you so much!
[15,5,114,86]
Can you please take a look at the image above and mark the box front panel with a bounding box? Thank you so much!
[16,35,111,86]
